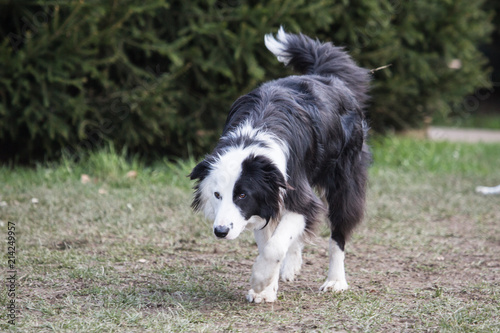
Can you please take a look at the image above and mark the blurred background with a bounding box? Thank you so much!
[1,0,499,164]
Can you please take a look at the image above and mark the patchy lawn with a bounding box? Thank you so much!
[1,137,499,332]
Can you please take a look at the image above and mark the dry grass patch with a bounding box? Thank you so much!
[0,137,499,332]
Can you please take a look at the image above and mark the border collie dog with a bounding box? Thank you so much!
[190,28,371,303]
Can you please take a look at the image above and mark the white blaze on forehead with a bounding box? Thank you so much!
[212,148,247,192]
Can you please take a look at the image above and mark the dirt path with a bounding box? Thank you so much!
[428,126,500,143]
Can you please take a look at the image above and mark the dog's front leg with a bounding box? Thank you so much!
[246,212,305,303]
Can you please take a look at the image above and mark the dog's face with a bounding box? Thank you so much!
[190,150,286,240]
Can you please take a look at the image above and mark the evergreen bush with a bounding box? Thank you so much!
[0,0,494,163]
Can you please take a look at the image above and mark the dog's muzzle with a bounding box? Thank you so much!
[214,225,230,238]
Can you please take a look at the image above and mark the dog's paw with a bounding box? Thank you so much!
[246,286,277,303]
[319,279,348,292]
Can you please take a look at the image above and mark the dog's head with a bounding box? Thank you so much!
[190,150,286,239]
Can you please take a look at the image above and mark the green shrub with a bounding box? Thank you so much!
[312,0,494,131]
[0,0,494,163]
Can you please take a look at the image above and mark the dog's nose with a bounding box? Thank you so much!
[214,225,230,238]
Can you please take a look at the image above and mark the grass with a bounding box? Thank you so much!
[1,137,499,332]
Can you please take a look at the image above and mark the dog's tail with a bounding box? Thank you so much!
[265,27,370,107]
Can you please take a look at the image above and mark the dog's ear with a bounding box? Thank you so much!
[189,159,211,181]
[241,155,286,224]
[260,159,286,225]
[244,155,286,191]
[262,159,287,192]
[189,159,212,212]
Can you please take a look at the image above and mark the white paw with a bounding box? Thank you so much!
[246,285,278,303]
[319,279,349,292]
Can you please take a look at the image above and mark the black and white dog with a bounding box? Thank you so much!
[190,27,371,303]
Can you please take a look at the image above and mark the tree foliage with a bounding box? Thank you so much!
[0,0,494,163]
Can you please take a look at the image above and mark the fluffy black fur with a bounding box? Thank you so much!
[191,30,371,249]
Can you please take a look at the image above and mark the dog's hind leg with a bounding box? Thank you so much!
[247,211,305,303]
[320,149,369,292]
[320,233,348,292]
[319,179,364,292]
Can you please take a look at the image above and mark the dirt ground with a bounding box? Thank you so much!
[156,213,499,331]
[162,220,499,305]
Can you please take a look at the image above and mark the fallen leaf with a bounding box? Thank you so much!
[126,170,138,179]
[81,174,91,184]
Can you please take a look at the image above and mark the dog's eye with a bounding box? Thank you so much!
[238,193,246,200]
[214,192,221,199]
